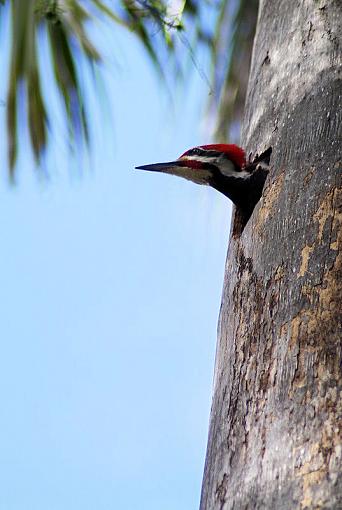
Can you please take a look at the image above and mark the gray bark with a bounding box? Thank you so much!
[200,0,342,509]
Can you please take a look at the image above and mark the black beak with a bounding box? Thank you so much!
[135,161,181,172]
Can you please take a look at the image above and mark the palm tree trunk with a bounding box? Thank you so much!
[200,1,342,508]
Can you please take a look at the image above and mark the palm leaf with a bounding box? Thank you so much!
[3,0,206,176]
[7,0,36,174]
[210,0,259,142]
[2,0,259,177]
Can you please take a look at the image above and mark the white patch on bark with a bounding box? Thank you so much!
[245,2,341,143]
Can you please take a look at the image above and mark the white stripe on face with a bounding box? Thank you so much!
[181,155,250,179]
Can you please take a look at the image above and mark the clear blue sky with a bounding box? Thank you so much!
[0,11,232,510]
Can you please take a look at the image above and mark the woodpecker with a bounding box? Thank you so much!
[136,144,271,220]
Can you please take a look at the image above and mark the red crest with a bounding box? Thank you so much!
[199,144,246,168]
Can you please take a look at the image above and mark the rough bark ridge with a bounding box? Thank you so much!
[200,1,341,508]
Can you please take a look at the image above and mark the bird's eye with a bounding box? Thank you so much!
[182,147,203,158]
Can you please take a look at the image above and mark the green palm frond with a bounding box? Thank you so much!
[210,0,259,142]
[2,0,212,177]
[1,0,257,178]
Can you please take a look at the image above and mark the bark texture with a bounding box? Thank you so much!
[200,1,342,508]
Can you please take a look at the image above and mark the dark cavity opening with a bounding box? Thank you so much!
[232,146,272,237]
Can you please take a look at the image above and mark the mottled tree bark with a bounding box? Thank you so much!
[200,1,341,509]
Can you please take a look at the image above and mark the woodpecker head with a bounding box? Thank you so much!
[135,144,271,218]
[135,144,249,188]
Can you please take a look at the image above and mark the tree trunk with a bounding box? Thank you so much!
[200,1,342,508]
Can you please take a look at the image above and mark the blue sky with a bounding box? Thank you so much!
[0,10,232,510]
